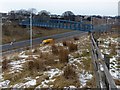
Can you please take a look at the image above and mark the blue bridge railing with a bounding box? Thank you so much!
[19,19,93,32]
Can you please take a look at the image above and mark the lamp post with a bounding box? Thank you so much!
[30,13,32,51]
[0,14,2,56]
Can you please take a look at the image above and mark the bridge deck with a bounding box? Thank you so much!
[19,19,93,32]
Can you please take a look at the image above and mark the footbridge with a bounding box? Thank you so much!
[19,19,93,32]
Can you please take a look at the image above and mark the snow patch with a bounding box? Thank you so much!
[110,56,120,79]
[79,70,93,87]
[0,80,10,88]
[64,85,77,90]
[9,59,26,73]
[12,79,36,88]
[44,68,62,79]
[37,68,63,88]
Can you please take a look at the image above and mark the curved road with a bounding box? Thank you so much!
[2,31,86,52]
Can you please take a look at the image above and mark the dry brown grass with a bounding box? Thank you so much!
[63,64,77,79]
[25,56,35,60]
[58,47,69,63]
[85,76,96,88]
[53,75,80,88]
[81,58,92,72]
[27,59,46,71]
[40,52,57,65]
[2,22,72,44]
[2,59,10,71]
[114,79,120,85]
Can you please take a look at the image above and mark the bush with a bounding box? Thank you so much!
[74,37,79,40]
[68,42,78,52]
[27,59,45,71]
[28,60,34,70]
[62,41,67,46]
[40,52,57,65]
[63,64,77,79]
[2,59,9,71]
[59,47,69,63]
[51,45,59,55]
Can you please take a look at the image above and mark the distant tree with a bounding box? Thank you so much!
[38,10,50,16]
[16,9,30,15]
[62,11,75,21]
[38,10,50,21]
[28,8,37,15]
[62,11,74,16]
[87,17,92,21]
[8,10,16,20]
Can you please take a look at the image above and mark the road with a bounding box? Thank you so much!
[2,31,86,52]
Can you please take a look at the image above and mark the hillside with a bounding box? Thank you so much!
[2,22,72,44]
[1,32,120,88]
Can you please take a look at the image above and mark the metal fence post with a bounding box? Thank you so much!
[104,54,110,70]
[104,54,110,89]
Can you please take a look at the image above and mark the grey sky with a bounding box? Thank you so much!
[0,0,119,16]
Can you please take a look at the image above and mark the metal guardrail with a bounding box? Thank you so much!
[20,19,93,31]
[90,33,117,89]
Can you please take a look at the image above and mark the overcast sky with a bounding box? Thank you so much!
[0,0,119,16]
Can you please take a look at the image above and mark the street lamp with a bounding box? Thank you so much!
[30,13,32,51]
[0,14,2,58]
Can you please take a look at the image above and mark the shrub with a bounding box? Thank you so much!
[62,41,67,46]
[68,42,78,52]
[63,64,77,79]
[40,52,57,65]
[74,37,79,40]
[32,49,38,53]
[51,44,59,55]
[2,59,9,71]
[27,59,45,71]
[26,47,30,50]
[34,59,45,70]
[58,47,69,63]
[28,60,34,70]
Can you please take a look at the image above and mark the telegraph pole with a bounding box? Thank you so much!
[30,13,32,51]
[0,14,2,72]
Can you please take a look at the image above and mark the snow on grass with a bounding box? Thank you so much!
[99,36,119,80]
[0,66,3,81]
[24,77,32,81]
[103,49,111,54]
[9,59,26,74]
[38,79,55,88]
[0,80,10,88]
[79,70,93,87]
[39,45,51,53]
[117,85,120,88]
[69,58,81,65]
[110,56,120,79]
[44,68,62,79]
[99,44,109,48]
[19,54,29,58]
[64,85,77,89]
[23,79,36,87]
[12,79,36,88]
[55,42,63,46]
[19,53,39,60]
[0,74,3,81]
[36,68,63,88]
